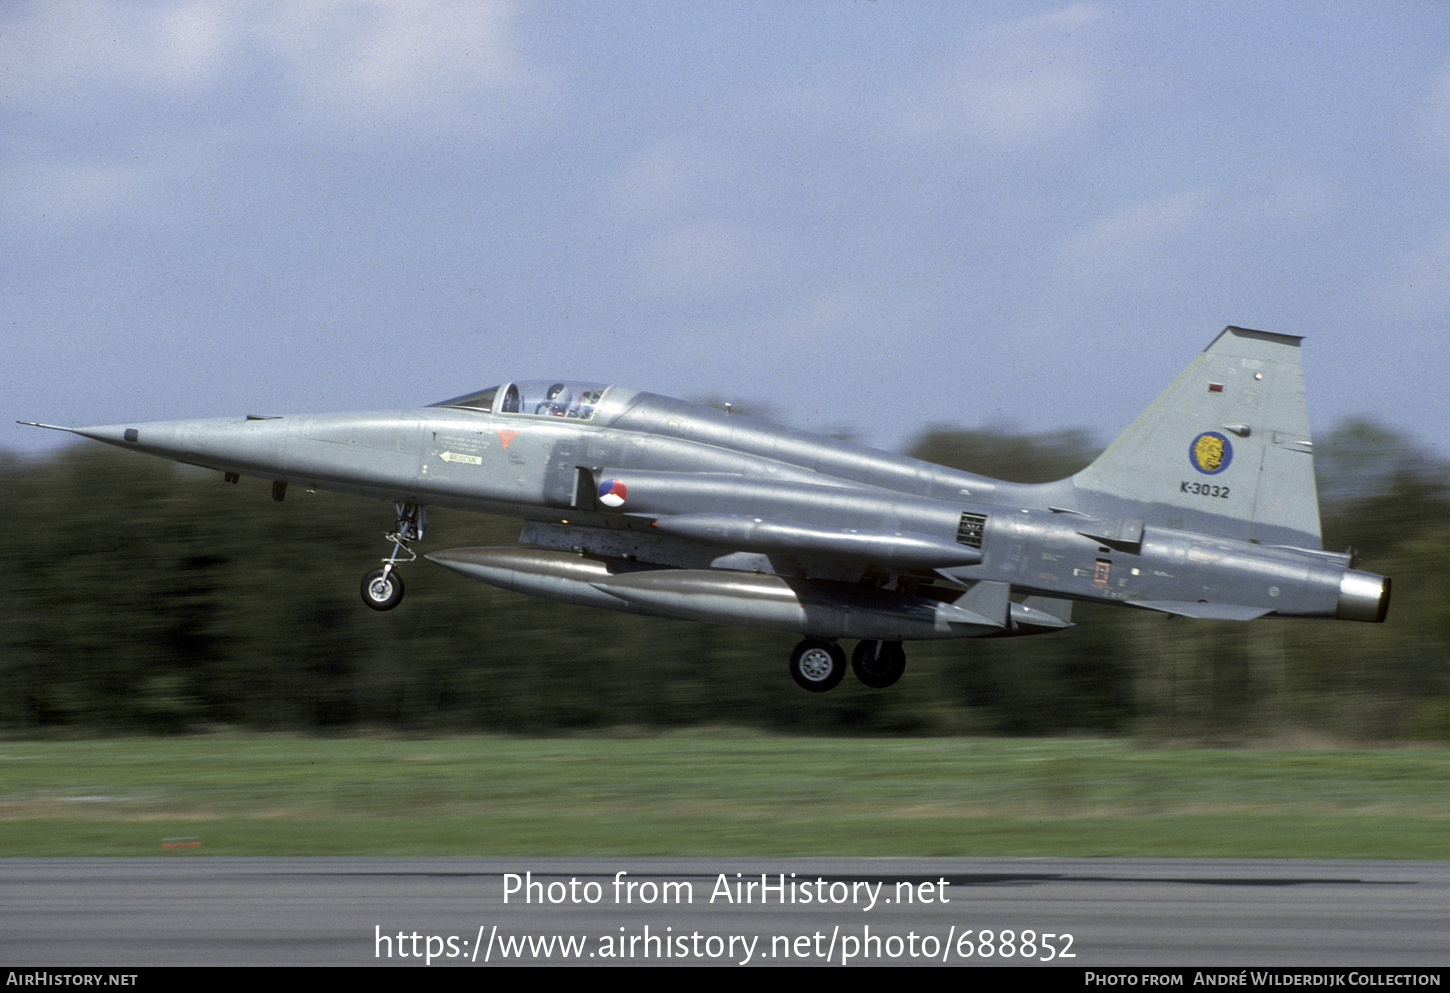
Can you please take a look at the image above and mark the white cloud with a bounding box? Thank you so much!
[1237,174,1338,229]
[1060,189,1210,279]
[598,6,1154,304]
[1360,229,1450,322]
[2,1,561,133]
[775,289,863,343]
[0,1,562,224]
[606,139,748,225]
[1059,176,1336,282]
[605,137,806,299]
[259,0,562,129]
[894,3,1116,150]
[0,2,232,99]
[1,159,159,224]
[1410,63,1450,159]
[633,219,794,300]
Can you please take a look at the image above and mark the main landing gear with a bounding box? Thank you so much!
[361,502,426,612]
[789,640,846,693]
[851,639,907,689]
[788,638,906,692]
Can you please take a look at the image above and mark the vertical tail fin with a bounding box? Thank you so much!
[1070,327,1322,549]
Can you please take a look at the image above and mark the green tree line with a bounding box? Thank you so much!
[2,420,1446,739]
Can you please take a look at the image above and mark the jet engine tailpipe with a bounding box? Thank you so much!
[1336,569,1390,623]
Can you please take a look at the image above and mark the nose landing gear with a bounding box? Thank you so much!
[361,567,405,611]
[361,502,426,611]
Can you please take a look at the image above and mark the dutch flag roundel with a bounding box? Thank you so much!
[598,478,627,508]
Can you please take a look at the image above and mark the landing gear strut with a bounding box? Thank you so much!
[361,502,426,611]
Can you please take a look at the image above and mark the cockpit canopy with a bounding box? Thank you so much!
[431,381,612,421]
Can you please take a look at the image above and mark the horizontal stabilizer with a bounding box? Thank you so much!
[949,580,1011,628]
[1016,596,1074,629]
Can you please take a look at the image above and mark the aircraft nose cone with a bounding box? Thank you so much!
[61,416,294,477]
[72,424,142,445]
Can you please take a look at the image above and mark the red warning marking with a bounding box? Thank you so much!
[496,429,519,449]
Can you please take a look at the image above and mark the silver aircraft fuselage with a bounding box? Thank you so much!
[27,328,1390,691]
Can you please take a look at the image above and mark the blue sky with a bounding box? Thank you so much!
[6,2,1449,460]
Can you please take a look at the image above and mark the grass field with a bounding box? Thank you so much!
[1,734,1446,858]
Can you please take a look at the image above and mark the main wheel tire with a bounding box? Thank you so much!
[789,639,846,693]
[361,568,404,611]
[851,640,906,688]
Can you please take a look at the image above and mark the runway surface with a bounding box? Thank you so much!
[3,857,1446,966]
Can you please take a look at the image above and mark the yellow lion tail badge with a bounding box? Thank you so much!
[1190,431,1232,474]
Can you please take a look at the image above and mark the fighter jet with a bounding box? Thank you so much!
[23,327,1389,692]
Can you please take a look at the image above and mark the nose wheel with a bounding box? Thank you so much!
[360,502,425,611]
[361,568,404,611]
